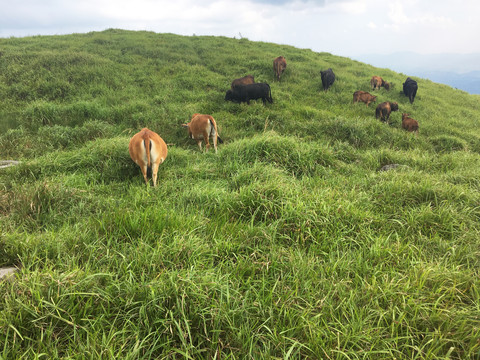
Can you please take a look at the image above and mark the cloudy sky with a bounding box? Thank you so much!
[1,0,479,59]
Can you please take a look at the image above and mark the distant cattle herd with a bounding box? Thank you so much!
[130,55,421,185]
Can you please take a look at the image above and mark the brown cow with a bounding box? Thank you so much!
[182,113,223,153]
[273,56,287,80]
[402,113,419,134]
[353,90,377,106]
[129,128,168,187]
[370,76,390,91]
[231,75,255,89]
[375,101,399,123]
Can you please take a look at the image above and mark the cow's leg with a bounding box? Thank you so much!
[151,162,159,187]
[197,140,203,152]
[141,164,148,185]
[203,130,210,152]
[212,134,218,154]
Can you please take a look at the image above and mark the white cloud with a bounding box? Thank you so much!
[0,0,479,57]
[338,0,367,14]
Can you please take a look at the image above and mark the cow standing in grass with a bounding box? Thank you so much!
[231,75,255,89]
[353,90,377,106]
[129,128,168,187]
[402,113,419,134]
[225,83,273,105]
[320,68,335,91]
[370,76,390,91]
[375,101,399,123]
[182,113,223,153]
[273,56,287,80]
[403,77,418,104]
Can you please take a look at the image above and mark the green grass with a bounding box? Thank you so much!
[1,29,480,359]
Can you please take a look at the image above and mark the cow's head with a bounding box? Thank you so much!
[181,123,193,138]
[225,90,233,101]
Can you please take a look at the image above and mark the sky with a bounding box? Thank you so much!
[1,0,479,59]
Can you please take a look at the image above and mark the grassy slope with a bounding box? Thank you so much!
[1,29,480,359]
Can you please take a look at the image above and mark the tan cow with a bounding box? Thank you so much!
[370,76,390,91]
[402,113,419,134]
[353,90,377,106]
[128,128,168,187]
[273,56,287,80]
[182,113,223,153]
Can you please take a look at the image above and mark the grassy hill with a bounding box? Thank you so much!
[1,29,480,359]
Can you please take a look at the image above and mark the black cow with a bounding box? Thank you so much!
[224,83,273,105]
[320,68,335,91]
[403,77,418,104]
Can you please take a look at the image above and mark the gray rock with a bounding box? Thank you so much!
[0,160,21,169]
[379,164,410,172]
[0,267,18,282]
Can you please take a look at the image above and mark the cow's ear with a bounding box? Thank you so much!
[181,124,189,128]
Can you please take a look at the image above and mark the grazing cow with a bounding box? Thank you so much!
[375,101,399,123]
[225,83,273,105]
[403,77,418,104]
[273,56,287,80]
[320,68,335,91]
[231,75,255,89]
[182,113,223,153]
[370,76,390,91]
[353,90,377,107]
[129,128,168,187]
[401,113,419,134]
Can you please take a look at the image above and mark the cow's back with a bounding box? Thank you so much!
[231,75,255,89]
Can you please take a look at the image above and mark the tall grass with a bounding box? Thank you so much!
[1,29,480,359]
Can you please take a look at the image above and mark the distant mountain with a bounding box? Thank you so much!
[418,70,480,95]
[353,52,480,95]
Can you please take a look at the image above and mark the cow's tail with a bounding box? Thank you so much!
[410,89,416,104]
[209,118,216,138]
[144,136,152,168]
[267,83,273,103]
[375,107,380,119]
[209,118,223,144]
